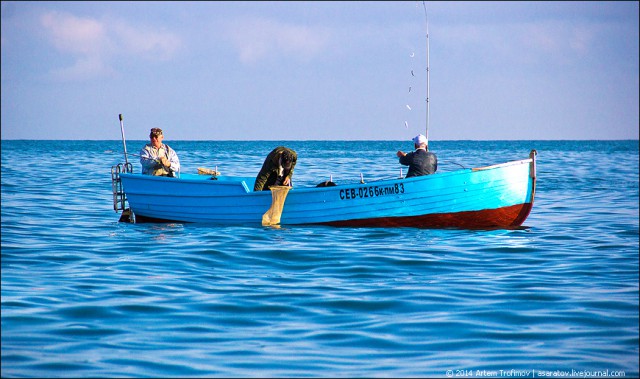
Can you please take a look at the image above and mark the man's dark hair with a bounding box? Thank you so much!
[281,150,294,163]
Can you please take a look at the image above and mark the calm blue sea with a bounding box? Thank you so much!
[2,140,638,378]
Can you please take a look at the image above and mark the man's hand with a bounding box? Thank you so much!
[160,156,171,168]
[283,177,291,186]
[396,151,406,158]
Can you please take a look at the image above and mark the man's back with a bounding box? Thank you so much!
[401,149,437,178]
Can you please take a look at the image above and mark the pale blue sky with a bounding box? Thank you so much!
[2,1,638,140]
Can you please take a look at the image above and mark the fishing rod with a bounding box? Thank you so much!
[124,152,145,159]
[107,146,170,168]
[422,0,430,146]
[106,150,161,165]
[125,152,167,168]
[124,152,181,176]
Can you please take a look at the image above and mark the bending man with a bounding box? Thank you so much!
[254,146,297,191]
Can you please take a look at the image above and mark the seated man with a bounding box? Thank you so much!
[396,134,437,178]
[140,128,180,177]
[254,146,297,191]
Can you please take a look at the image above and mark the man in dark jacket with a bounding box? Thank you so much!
[254,146,298,191]
[397,134,437,178]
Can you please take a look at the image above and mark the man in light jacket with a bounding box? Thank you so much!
[140,128,180,177]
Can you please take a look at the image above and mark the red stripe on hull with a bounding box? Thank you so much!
[317,202,534,229]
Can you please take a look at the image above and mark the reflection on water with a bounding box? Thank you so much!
[1,140,638,377]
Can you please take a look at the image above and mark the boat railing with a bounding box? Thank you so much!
[111,162,133,212]
[471,157,533,172]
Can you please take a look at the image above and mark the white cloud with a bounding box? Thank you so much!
[41,11,109,55]
[112,21,180,61]
[524,22,593,56]
[441,20,595,69]
[39,11,181,80]
[224,17,331,65]
[51,56,115,82]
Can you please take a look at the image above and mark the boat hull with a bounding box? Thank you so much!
[318,203,532,229]
[118,151,536,229]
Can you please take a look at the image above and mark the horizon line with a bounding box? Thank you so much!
[2,138,639,142]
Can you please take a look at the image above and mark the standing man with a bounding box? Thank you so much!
[254,146,297,191]
[140,128,180,177]
[397,134,437,178]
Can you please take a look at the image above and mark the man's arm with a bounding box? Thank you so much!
[165,145,180,172]
[140,146,160,174]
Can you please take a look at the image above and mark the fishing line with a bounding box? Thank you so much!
[404,45,416,130]
[404,1,428,134]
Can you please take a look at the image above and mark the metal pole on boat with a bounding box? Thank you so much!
[423,1,430,146]
[119,114,129,165]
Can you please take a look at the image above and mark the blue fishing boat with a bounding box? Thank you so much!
[112,150,536,228]
[110,4,537,229]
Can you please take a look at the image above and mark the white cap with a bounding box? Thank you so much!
[412,134,427,145]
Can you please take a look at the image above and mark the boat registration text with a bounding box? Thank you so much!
[339,183,405,200]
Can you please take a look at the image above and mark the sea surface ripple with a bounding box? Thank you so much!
[2,140,638,377]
